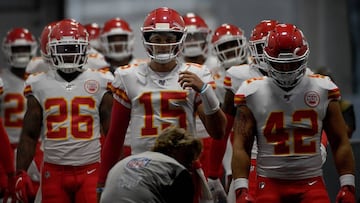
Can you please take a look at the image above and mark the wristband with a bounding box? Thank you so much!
[96,187,104,193]
[234,178,248,190]
[199,83,208,94]
[200,84,220,115]
[339,174,355,187]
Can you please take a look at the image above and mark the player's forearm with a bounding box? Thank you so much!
[231,106,255,179]
[16,134,37,171]
[204,110,226,139]
[100,92,114,132]
[332,142,355,176]
[231,147,250,179]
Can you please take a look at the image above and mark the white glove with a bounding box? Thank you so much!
[320,143,327,165]
[207,178,227,202]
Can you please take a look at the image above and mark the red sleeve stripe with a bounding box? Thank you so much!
[23,85,32,96]
[113,87,130,103]
[208,81,216,89]
[106,82,112,91]
[328,88,341,100]
[0,87,3,95]
[99,67,110,73]
[234,94,246,105]
[223,76,232,88]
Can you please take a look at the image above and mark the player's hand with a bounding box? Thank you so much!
[178,70,204,92]
[207,178,227,202]
[14,170,35,203]
[235,188,254,203]
[336,185,355,203]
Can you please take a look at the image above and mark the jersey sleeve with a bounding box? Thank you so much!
[111,67,132,108]
[310,74,341,101]
[234,77,265,106]
[23,73,45,102]
[95,69,114,99]
[86,52,110,70]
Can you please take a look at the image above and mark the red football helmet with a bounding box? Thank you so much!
[181,13,211,57]
[40,21,58,64]
[2,27,38,68]
[249,20,279,71]
[84,22,102,51]
[264,23,309,88]
[141,7,187,63]
[100,18,133,60]
[48,19,89,73]
[211,24,248,69]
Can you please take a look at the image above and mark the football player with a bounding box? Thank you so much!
[0,27,43,202]
[12,19,113,203]
[98,7,226,203]
[232,23,355,203]
[206,23,250,199]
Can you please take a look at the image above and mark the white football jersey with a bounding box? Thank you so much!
[24,69,113,165]
[25,57,50,75]
[235,74,340,179]
[226,65,316,159]
[87,47,110,70]
[129,58,150,65]
[111,62,214,154]
[225,64,263,94]
[0,69,27,144]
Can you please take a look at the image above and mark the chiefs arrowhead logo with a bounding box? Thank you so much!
[84,80,99,94]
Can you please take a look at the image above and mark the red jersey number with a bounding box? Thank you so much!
[263,110,318,155]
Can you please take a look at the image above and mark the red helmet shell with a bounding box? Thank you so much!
[211,24,244,44]
[40,21,58,55]
[49,19,88,41]
[182,13,209,31]
[84,23,101,41]
[142,7,185,32]
[250,20,278,42]
[102,18,132,34]
[264,23,308,59]
[4,27,36,44]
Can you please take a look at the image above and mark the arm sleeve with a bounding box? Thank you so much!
[98,101,130,184]
[208,113,234,178]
